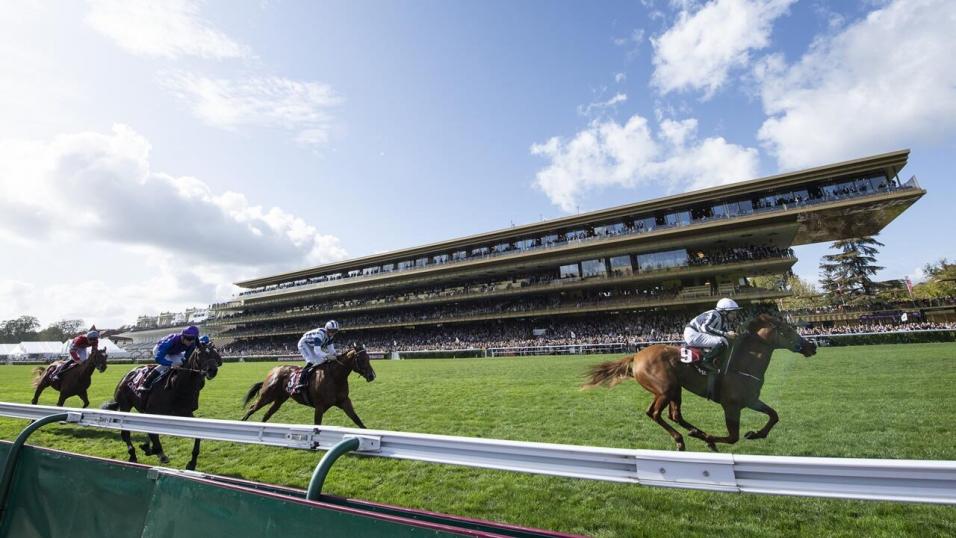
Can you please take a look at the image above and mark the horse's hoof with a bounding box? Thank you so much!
[139,443,152,455]
[707,443,719,453]
[128,454,137,463]
[676,443,686,451]
[185,462,196,471]
[744,431,759,440]
[159,454,170,465]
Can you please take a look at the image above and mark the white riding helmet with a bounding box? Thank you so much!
[324,320,340,332]
[716,298,740,311]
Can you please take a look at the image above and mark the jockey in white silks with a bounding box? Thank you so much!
[295,320,339,393]
[683,298,740,371]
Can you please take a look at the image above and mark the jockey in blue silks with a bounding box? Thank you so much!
[683,298,740,372]
[139,325,200,393]
[294,320,339,393]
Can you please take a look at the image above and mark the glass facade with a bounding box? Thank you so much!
[636,249,689,272]
[609,255,633,276]
[559,263,580,279]
[581,259,607,278]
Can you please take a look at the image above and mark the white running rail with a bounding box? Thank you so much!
[1,402,954,504]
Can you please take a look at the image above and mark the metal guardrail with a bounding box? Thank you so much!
[0,402,954,504]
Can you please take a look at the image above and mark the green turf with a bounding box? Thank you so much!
[2,343,955,537]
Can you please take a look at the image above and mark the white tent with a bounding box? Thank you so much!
[59,339,132,358]
[0,344,19,361]
[13,341,66,360]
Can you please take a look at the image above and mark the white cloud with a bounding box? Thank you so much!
[0,124,348,325]
[651,0,795,98]
[578,93,628,117]
[757,0,956,169]
[86,0,248,59]
[161,72,342,147]
[530,114,759,211]
[615,72,627,83]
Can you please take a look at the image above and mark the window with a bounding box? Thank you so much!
[415,257,428,268]
[348,270,360,277]
[609,255,633,276]
[397,260,414,270]
[665,211,691,227]
[362,266,380,275]
[559,263,580,279]
[712,203,728,219]
[515,238,535,250]
[581,259,607,278]
[493,242,510,253]
[381,263,395,272]
[471,246,490,256]
[433,254,449,264]
[634,217,655,232]
[636,249,689,272]
[566,229,587,241]
[605,222,626,235]
[541,234,559,246]
[451,250,468,261]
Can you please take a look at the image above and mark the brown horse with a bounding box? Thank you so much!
[241,346,376,426]
[31,348,108,407]
[101,343,222,470]
[583,313,817,451]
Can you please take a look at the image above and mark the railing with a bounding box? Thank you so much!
[0,402,953,505]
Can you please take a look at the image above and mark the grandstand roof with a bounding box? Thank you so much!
[236,149,914,289]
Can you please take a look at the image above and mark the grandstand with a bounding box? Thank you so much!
[204,150,923,354]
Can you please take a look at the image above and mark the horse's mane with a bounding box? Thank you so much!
[743,312,780,334]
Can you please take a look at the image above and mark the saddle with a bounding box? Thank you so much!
[286,367,316,406]
[126,367,152,393]
[681,345,723,401]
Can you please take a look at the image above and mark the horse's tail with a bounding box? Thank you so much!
[31,366,48,388]
[581,356,635,389]
[242,381,264,407]
[101,400,120,411]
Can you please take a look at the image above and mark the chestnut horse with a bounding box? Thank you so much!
[101,342,222,470]
[31,348,108,407]
[241,346,376,426]
[583,314,817,451]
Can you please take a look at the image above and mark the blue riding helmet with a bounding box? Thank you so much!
[86,330,100,340]
[199,335,211,346]
[182,325,200,339]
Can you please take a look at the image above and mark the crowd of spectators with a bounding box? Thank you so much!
[799,321,956,336]
[784,296,956,316]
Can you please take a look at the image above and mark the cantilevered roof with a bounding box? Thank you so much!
[236,149,910,289]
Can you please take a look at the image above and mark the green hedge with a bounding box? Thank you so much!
[812,331,956,347]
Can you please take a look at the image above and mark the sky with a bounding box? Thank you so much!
[0,0,953,328]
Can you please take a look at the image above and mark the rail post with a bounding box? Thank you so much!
[306,437,361,500]
[0,413,71,525]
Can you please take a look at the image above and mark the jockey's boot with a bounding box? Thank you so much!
[138,369,162,394]
[699,341,726,373]
[51,361,75,382]
[295,364,315,393]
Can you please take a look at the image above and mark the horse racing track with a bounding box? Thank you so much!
[2,343,956,537]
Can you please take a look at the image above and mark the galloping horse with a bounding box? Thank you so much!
[102,343,222,470]
[241,345,376,426]
[31,348,108,407]
[583,313,817,451]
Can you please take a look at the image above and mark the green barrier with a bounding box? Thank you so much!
[0,443,574,538]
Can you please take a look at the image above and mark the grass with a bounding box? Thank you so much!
[2,343,956,537]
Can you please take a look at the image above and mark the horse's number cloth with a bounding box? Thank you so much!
[680,346,704,364]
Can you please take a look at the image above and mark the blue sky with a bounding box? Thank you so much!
[0,0,953,327]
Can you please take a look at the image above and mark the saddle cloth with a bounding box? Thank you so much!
[126,367,151,392]
[286,368,303,393]
[679,346,705,364]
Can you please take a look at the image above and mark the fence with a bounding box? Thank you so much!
[0,402,954,506]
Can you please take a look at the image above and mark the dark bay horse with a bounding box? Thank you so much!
[583,314,817,451]
[102,343,222,470]
[31,348,108,407]
[241,346,376,426]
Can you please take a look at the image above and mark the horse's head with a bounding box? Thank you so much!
[345,345,376,382]
[191,342,222,380]
[747,313,817,357]
[90,347,108,372]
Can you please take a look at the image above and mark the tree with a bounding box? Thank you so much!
[913,258,956,298]
[0,315,41,343]
[36,319,85,342]
[752,273,823,310]
[819,236,885,304]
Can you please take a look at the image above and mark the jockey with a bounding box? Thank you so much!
[51,330,99,381]
[139,325,200,393]
[683,298,740,372]
[294,320,339,393]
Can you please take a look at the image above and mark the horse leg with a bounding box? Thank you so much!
[313,405,328,425]
[705,404,742,449]
[31,381,47,405]
[338,398,367,429]
[645,395,684,451]
[121,429,138,462]
[667,397,718,452]
[78,389,90,408]
[185,438,201,471]
[260,395,289,422]
[148,434,169,465]
[55,392,67,407]
[744,400,779,440]
[241,389,277,421]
